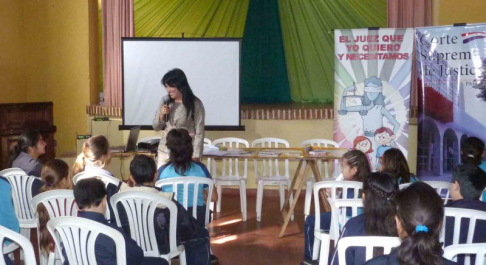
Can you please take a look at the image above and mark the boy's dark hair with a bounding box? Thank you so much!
[461,136,485,166]
[453,164,486,200]
[130,154,157,184]
[74,178,106,210]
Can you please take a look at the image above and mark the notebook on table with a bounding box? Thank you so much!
[110,126,141,153]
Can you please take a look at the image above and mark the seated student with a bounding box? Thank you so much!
[157,128,217,228]
[445,164,486,258]
[0,176,20,265]
[9,129,46,177]
[37,159,72,259]
[303,150,371,263]
[364,182,457,265]
[72,178,168,265]
[72,135,126,222]
[460,136,486,201]
[8,129,44,195]
[329,172,399,265]
[380,148,419,184]
[120,154,212,265]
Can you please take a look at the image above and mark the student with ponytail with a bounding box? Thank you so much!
[330,172,399,265]
[364,182,457,265]
[37,159,72,257]
[8,129,46,177]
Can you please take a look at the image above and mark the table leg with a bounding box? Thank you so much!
[310,160,331,212]
[279,161,310,237]
[281,160,303,211]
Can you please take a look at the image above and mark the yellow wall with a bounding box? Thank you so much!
[434,0,486,25]
[0,0,98,154]
[0,1,25,102]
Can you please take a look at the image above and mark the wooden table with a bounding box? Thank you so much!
[203,147,347,237]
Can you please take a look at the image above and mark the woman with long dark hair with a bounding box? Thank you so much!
[364,182,457,265]
[8,129,46,177]
[330,172,399,265]
[380,148,419,184]
[157,128,216,228]
[153,69,205,168]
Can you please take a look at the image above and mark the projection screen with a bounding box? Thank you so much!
[122,38,242,130]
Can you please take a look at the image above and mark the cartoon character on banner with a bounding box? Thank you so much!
[339,76,400,171]
[353,136,373,169]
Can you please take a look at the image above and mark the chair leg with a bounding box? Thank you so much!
[216,185,223,212]
[240,181,247,221]
[304,180,312,219]
[179,249,187,265]
[279,185,285,210]
[256,181,264,222]
[312,236,321,260]
[20,228,31,261]
[47,252,55,265]
[287,180,294,221]
[318,235,330,265]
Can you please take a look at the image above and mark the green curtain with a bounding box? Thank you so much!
[240,0,290,103]
[134,0,249,37]
[279,0,387,103]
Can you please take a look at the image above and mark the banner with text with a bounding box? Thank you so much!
[415,24,486,177]
[334,28,414,171]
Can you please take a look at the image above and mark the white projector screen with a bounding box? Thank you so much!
[122,38,242,130]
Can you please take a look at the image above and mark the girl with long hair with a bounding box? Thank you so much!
[153,68,205,168]
[8,129,46,177]
[380,148,419,184]
[303,150,371,262]
[37,159,72,256]
[157,128,216,227]
[330,172,399,265]
[364,182,457,265]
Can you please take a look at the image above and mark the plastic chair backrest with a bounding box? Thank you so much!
[0,225,37,265]
[337,236,401,264]
[329,199,364,240]
[252,138,290,178]
[31,190,77,218]
[47,216,126,265]
[212,138,249,179]
[423,181,451,204]
[399,183,411,190]
[301,139,339,178]
[111,191,180,258]
[443,243,486,264]
[155,177,213,226]
[441,207,486,245]
[204,138,212,145]
[72,172,120,187]
[1,168,37,225]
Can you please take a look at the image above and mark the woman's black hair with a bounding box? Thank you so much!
[8,129,41,167]
[342,150,371,182]
[461,136,485,166]
[165,128,193,175]
[162,68,197,120]
[381,148,414,183]
[363,172,398,236]
[395,182,444,265]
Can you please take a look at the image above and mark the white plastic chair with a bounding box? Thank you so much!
[301,139,340,220]
[423,181,451,204]
[0,225,37,265]
[203,138,212,171]
[399,183,412,190]
[72,171,120,187]
[111,191,186,264]
[312,180,363,262]
[441,207,486,265]
[47,216,127,265]
[252,138,293,222]
[31,190,77,265]
[444,243,486,265]
[155,177,214,227]
[212,137,249,221]
[336,236,401,264]
[0,168,38,243]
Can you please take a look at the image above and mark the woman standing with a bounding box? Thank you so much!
[153,68,205,168]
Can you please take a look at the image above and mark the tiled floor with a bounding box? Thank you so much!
[209,192,307,265]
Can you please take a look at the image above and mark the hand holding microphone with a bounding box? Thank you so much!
[160,95,170,122]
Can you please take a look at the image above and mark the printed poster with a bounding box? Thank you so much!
[334,28,414,171]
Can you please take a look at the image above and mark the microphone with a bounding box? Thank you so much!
[162,95,170,122]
